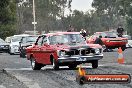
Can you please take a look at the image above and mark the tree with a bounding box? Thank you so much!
[35,0,72,32]
[0,0,16,39]
[16,0,72,33]
[92,0,132,35]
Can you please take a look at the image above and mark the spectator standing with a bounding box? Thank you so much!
[94,35,113,52]
[80,29,87,39]
[117,25,124,37]
[94,35,104,46]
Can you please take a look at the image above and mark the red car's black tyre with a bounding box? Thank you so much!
[121,45,126,51]
[68,64,77,69]
[31,57,42,70]
[92,60,98,69]
[53,59,59,70]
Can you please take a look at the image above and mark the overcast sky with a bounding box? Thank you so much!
[71,0,93,12]
[65,0,93,15]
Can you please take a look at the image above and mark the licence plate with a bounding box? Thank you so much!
[3,48,8,49]
[76,58,87,61]
[15,47,18,49]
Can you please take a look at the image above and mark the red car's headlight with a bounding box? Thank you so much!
[122,40,128,42]
[106,40,110,42]
[57,50,66,57]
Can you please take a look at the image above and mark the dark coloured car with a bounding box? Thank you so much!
[19,35,38,58]
[0,38,9,53]
[26,32,103,70]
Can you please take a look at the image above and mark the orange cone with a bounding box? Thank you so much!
[78,65,86,76]
[117,47,124,64]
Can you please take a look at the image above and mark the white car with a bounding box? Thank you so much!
[9,34,29,55]
[123,35,132,48]
[5,36,12,43]
[127,40,132,48]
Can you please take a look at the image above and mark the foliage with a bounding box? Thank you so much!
[3,0,132,38]
[92,0,132,35]
[0,0,16,39]
[16,0,72,33]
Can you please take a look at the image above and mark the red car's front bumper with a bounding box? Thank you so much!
[57,54,103,65]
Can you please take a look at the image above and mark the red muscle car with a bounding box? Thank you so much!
[26,32,103,70]
[87,32,128,51]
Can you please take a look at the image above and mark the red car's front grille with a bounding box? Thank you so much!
[65,48,95,56]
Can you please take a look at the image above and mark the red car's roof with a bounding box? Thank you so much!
[96,31,115,34]
[95,32,103,34]
[43,32,80,36]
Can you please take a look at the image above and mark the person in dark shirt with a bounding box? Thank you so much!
[80,29,86,37]
[80,29,87,40]
[94,35,104,46]
[94,35,113,52]
[117,26,124,37]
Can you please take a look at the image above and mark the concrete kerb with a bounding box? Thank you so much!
[1,69,28,88]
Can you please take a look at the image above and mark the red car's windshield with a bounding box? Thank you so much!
[104,32,118,38]
[98,32,118,38]
[49,34,85,45]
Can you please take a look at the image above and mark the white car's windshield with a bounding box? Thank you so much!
[49,34,85,45]
[27,36,38,43]
[12,36,22,42]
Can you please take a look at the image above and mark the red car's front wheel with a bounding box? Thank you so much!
[92,60,98,68]
[53,58,59,70]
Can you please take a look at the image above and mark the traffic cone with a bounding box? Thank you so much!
[78,65,86,76]
[117,47,124,64]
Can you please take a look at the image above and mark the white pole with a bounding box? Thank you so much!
[33,0,36,35]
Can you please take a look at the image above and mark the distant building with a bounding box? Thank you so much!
[24,31,40,35]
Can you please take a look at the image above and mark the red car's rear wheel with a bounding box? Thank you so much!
[31,57,42,70]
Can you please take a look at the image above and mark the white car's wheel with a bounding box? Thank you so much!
[9,47,14,55]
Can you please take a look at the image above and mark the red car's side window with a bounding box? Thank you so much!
[42,36,48,46]
[37,37,43,46]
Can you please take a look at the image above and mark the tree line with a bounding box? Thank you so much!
[0,0,132,39]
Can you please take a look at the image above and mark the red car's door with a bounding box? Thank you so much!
[32,36,43,63]
[40,36,53,65]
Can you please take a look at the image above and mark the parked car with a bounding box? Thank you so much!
[19,35,38,58]
[123,35,132,48]
[87,31,128,51]
[9,34,29,55]
[5,36,12,43]
[0,38,9,53]
[26,32,103,70]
